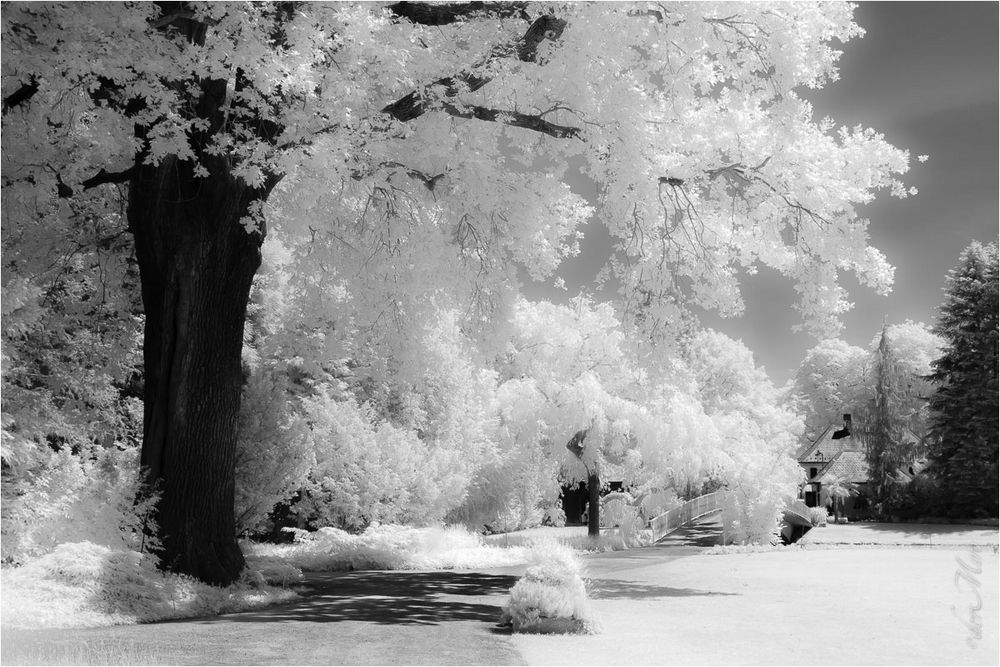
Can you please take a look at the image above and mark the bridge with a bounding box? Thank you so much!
[648,491,725,543]
[647,492,815,545]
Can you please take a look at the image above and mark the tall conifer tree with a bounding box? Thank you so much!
[857,326,911,516]
[927,241,999,518]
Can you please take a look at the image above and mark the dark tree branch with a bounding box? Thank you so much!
[514,13,567,61]
[55,166,137,199]
[82,167,137,190]
[441,103,581,138]
[382,13,567,122]
[387,2,530,25]
[2,77,39,115]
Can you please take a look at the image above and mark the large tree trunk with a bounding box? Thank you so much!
[587,465,601,538]
[129,154,265,586]
[565,429,601,538]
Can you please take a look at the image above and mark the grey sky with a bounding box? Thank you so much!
[709,1,999,385]
[526,2,999,387]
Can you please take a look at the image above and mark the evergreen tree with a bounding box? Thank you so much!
[927,241,999,518]
[857,326,912,516]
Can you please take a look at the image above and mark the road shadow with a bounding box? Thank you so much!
[588,578,738,599]
[191,571,519,626]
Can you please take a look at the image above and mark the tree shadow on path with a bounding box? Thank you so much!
[193,571,519,626]
[588,578,738,600]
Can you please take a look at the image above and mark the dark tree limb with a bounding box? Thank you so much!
[2,77,39,115]
[441,103,581,139]
[54,166,138,199]
[387,1,530,25]
[564,429,601,537]
[82,166,137,191]
[382,14,566,122]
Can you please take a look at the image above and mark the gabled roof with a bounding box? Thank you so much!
[797,424,861,463]
[816,451,869,485]
[796,421,923,465]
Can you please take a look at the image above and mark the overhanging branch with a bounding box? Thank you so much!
[81,166,137,190]
[387,1,529,25]
[54,166,137,199]
[441,103,580,139]
[382,13,567,122]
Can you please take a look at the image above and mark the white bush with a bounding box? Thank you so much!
[448,436,561,533]
[0,542,297,629]
[234,366,314,535]
[600,494,648,547]
[713,412,804,545]
[499,541,598,634]
[807,506,829,527]
[246,523,528,571]
[1,446,158,564]
[720,489,786,546]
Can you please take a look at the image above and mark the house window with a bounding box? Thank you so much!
[809,467,818,478]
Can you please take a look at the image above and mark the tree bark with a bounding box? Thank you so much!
[129,153,266,586]
[587,465,601,538]
[565,429,600,538]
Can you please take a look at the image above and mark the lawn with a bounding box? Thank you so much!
[3,522,997,665]
[514,546,999,665]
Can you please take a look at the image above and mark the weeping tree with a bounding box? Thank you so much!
[3,1,915,583]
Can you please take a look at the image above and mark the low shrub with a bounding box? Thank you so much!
[1,446,158,564]
[1,542,297,629]
[806,506,829,526]
[499,541,598,634]
[600,495,648,547]
[246,523,528,571]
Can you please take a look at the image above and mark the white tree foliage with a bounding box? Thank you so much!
[2,2,917,546]
[4,2,912,340]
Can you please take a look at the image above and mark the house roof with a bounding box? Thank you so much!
[797,424,862,464]
[796,421,922,465]
[816,451,869,485]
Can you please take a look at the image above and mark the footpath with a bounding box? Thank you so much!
[2,569,524,665]
[3,519,998,665]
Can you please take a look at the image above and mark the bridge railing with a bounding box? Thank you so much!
[648,491,724,543]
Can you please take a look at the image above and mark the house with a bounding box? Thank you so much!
[795,414,924,520]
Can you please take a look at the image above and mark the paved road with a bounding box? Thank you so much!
[2,570,525,666]
[2,519,726,666]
